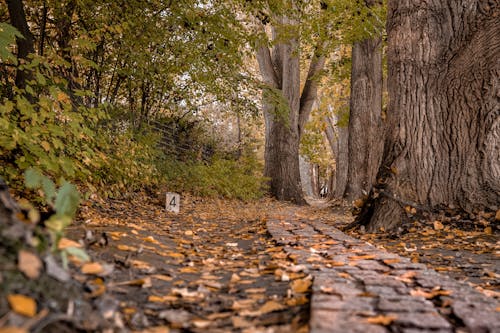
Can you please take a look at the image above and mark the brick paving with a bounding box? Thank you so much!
[266,212,500,333]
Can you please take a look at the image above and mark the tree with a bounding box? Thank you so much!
[6,0,34,90]
[256,2,326,204]
[344,1,384,202]
[358,0,500,232]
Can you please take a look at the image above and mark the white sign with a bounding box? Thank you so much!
[165,192,180,213]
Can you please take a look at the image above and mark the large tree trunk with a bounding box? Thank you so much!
[361,0,500,232]
[344,36,383,201]
[256,13,326,204]
[6,0,35,90]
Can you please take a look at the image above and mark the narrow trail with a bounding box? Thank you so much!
[70,196,315,332]
[65,195,499,332]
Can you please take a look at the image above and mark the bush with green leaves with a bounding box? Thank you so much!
[161,154,268,201]
[24,168,89,266]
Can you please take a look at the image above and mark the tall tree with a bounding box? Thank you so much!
[6,0,35,90]
[256,3,326,204]
[344,2,384,201]
[358,0,500,231]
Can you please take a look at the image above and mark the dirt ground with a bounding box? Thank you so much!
[1,194,498,332]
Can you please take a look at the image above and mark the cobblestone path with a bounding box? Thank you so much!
[267,209,500,333]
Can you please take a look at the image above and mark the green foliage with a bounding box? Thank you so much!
[161,155,268,201]
[0,22,22,64]
[24,169,88,264]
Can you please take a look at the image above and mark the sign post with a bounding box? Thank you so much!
[165,192,180,213]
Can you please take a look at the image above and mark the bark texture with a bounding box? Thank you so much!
[363,0,500,232]
[344,37,383,201]
[257,17,326,204]
[6,0,35,90]
[324,115,349,199]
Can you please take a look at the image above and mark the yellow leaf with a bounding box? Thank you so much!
[7,294,37,317]
[40,141,50,152]
[18,250,42,279]
[291,277,312,293]
[366,315,397,325]
[57,92,69,102]
[484,226,492,235]
[81,262,104,275]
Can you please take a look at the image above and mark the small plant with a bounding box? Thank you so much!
[24,168,89,267]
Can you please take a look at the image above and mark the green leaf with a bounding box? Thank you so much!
[41,177,56,204]
[45,214,72,233]
[25,168,42,188]
[64,246,90,262]
[54,182,80,217]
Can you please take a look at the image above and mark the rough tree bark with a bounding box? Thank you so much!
[324,115,349,199]
[359,0,500,232]
[6,0,35,90]
[257,16,326,204]
[344,35,383,202]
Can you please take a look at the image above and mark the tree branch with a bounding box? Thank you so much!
[298,47,326,137]
[256,45,279,89]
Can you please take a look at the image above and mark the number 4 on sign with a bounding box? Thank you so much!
[165,192,180,213]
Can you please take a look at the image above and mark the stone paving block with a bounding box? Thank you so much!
[402,329,453,333]
[386,262,427,270]
[267,216,500,332]
[388,312,452,329]
[312,281,365,299]
[351,259,391,272]
[452,301,500,332]
[310,309,388,333]
[377,296,434,312]
[362,275,407,289]
[312,295,375,312]
[365,286,400,296]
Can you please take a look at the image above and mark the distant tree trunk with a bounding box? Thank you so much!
[6,0,35,90]
[344,35,383,201]
[257,16,326,204]
[360,0,500,232]
[324,114,349,199]
[334,125,349,198]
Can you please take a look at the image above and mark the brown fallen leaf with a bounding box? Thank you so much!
[495,209,500,221]
[58,237,82,249]
[366,314,397,325]
[291,277,312,293]
[232,299,256,310]
[116,244,138,252]
[111,277,152,288]
[0,327,28,333]
[245,287,266,294]
[81,262,104,275]
[349,254,376,260]
[18,250,42,279]
[433,221,444,230]
[232,316,252,328]
[258,300,286,314]
[7,294,37,317]
[484,226,492,234]
[382,258,401,265]
[148,295,178,303]
[151,274,173,282]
